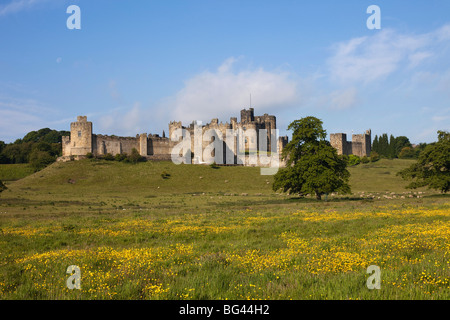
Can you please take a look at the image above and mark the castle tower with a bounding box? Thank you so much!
[330,133,347,155]
[351,129,372,157]
[168,121,183,139]
[66,116,93,156]
[364,129,372,157]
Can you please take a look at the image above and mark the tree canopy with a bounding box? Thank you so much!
[372,134,413,159]
[398,131,450,193]
[273,117,350,200]
[0,129,68,165]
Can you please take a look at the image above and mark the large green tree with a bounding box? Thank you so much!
[272,117,350,200]
[398,131,450,193]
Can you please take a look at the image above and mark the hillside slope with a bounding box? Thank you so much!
[2,158,427,201]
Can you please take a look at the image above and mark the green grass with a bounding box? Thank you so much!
[0,164,34,182]
[348,159,424,193]
[0,158,448,300]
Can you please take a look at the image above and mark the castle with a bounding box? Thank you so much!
[61,108,289,167]
[330,130,372,157]
[60,110,371,165]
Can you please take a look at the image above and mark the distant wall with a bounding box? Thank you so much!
[93,135,140,156]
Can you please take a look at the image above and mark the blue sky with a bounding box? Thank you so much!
[0,0,449,143]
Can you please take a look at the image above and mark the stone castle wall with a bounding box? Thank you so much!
[61,111,370,164]
[330,130,372,157]
[93,134,141,156]
[60,108,289,167]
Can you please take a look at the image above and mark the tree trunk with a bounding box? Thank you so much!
[315,192,321,200]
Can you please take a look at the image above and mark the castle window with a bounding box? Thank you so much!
[78,131,82,137]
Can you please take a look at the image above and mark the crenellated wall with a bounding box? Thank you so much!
[59,108,288,167]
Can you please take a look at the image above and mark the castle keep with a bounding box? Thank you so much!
[330,130,372,157]
[61,109,289,166]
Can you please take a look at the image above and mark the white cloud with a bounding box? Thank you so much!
[328,87,359,110]
[436,24,450,42]
[432,115,449,122]
[0,0,49,17]
[327,26,450,84]
[168,57,300,124]
[408,51,433,69]
[93,58,303,137]
[97,103,147,136]
[0,94,56,142]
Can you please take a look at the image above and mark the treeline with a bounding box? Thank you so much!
[372,134,427,159]
[0,128,70,171]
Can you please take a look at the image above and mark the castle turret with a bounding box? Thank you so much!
[66,116,93,156]
[240,108,254,124]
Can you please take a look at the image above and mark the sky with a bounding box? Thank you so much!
[0,0,449,144]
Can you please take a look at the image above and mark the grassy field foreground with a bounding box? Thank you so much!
[0,159,449,299]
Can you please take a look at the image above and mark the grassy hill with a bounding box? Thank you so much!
[347,159,425,193]
[1,158,427,197]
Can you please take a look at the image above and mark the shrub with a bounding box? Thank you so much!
[128,148,144,164]
[370,151,380,162]
[115,153,128,162]
[161,171,171,179]
[86,152,94,159]
[103,153,114,161]
[209,161,219,169]
[361,156,370,164]
[347,154,361,166]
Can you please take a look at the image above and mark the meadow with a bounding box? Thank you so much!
[0,159,449,300]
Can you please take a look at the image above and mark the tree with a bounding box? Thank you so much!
[372,135,379,154]
[388,134,396,158]
[375,133,389,157]
[398,146,416,159]
[398,131,450,193]
[393,136,412,156]
[1,142,33,163]
[272,117,350,200]
[29,149,55,172]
